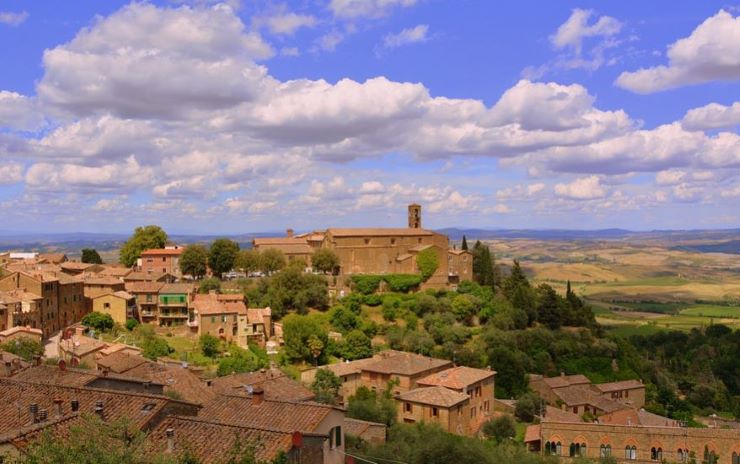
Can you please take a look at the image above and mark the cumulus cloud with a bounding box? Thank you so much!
[554,176,607,199]
[551,8,621,54]
[263,12,317,35]
[381,24,429,50]
[0,163,24,184]
[0,11,28,26]
[329,0,417,19]
[0,92,45,131]
[616,10,740,93]
[682,101,740,131]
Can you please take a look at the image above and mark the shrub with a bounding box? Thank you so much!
[482,415,516,443]
[198,278,221,294]
[384,274,422,292]
[125,318,140,331]
[0,337,43,361]
[363,294,382,306]
[351,275,383,295]
[200,334,221,358]
[81,312,114,332]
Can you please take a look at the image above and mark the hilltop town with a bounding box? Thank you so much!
[0,204,737,464]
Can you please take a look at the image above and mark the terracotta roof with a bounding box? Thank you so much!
[327,228,435,237]
[316,357,379,378]
[193,293,247,316]
[60,262,96,271]
[448,249,471,255]
[124,362,215,405]
[524,424,541,443]
[199,395,336,433]
[160,283,194,294]
[253,237,309,246]
[84,276,124,286]
[37,253,67,264]
[416,366,495,390]
[59,336,107,356]
[540,374,591,389]
[0,326,42,338]
[552,386,628,413]
[93,290,133,301]
[140,248,183,257]
[247,307,271,324]
[209,369,314,402]
[97,352,149,374]
[344,417,385,437]
[593,379,644,393]
[147,416,294,463]
[397,386,470,408]
[0,378,172,434]
[97,266,132,277]
[541,405,584,423]
[598,408,679,427]
[361,351,452,376]
[124,271,169,281]
[125,281,165,293]
[10,365,98,387]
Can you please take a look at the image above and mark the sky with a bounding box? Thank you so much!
[0,0,739,234]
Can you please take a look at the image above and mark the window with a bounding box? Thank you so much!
[732,451,739,464]
[600,445,612,458]
[141,403,156,412]
[432,407,438,417]
[364,238,370,245]
[651,447,663,461]
[390,238,396,245]
[103,302,110,309]
[678,449,690,463]
[625,446,637,460]
[221,315,226,323]
[211,316,216,323]
[470,407,476,418]
[404,403,412,413]
[162,257,166,262]
[329,426,342,449]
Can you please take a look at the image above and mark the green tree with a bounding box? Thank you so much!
[282,314,328,364]
[461,235,468,251]
[311,369,342,405]
[488,346,528,398]
[330,305,358,333]
[536,284,561,330]
[217,345,264,376]
[118,225,168,267]
[80,248,103,264]
[209,238,240,278]
[260,248,286,275]
[346,386,397,426]
[515,392,546,422]
[180,244,208,279]
[312,248,340,274]
[81,312,114,332]
[198,277,222,294]
[125,318,140,331]
[340,329,373,360]
[472,241,496,288]
[235,249,261,275]
[259,265,328,318]
[0,337,43,362]
[141,336,172,360]
[200,334,221,358]
[451,293,480,325]
[482,415,516,443]
[416,248,439,281]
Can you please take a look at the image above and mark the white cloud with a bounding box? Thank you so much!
[0,163,23,184]
[281,47,300,56]
[616,10,740,93]
[682,101,740,131]
[381,24,429,49]
[0,92,45,131]
[264,12,316,35]
[527,183,545,195]
[315,30,345,51]
[551,8,621,54]
[656,170,686,186]
[0,11,28,26]
[720,184,740,198]
[554,176,607,199]
[329,0,417,19]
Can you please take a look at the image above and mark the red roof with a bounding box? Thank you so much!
[140,248,183,257]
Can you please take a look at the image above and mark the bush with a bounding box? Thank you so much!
[515,392,545,422]
[351,275,383,294]
[384,274,423,292]
[200,334,221,358]
[216,345,264,376]
[81,312,114,332]
[125,318,140,331]
[482,415,516,443]
[198,278,221,294]
[141,336,172,360]
[0,337,43,361]
[363,294,382,306]
[311,369,342,405]
[347,386,397,426]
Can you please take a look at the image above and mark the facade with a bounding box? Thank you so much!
[91,291,136,325]
[192,292,248,345]
[0,271,63,337]
[158,283,193,327]
[253,233,314,266]
[396,386,471,434]
[139,247,183,279]
[359,351,453,395]
[83,276,126,301]
[125,281,165,324]
[530,374,646,417]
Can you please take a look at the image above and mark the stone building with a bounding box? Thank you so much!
[191,291,248,345]
[138,246,184,279]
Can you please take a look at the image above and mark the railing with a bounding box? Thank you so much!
[159,312,188,318]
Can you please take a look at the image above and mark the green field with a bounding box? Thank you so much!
[679,304,740,318]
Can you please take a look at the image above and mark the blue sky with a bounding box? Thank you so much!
[0,0,739,234]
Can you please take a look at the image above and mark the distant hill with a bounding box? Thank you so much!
[671,239,740,255]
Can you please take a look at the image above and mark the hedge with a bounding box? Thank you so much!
[351,275,383,295]
[350,274,423,294]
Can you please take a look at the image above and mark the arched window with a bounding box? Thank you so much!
[570,443,577,457]
[556,442,562,456]
[601,445,612,458]
[625,446,637,460]
[732,451,739,464]
[657,448,663,460]
[545,442,552,455]
[678,448,690,463]
[626,446,632,460]
[652,447,658,460]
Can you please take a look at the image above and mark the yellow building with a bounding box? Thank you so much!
[91,291,136,325]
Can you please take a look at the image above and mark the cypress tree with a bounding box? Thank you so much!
[461,235,469,251]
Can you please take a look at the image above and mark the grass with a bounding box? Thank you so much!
[679,304,740,318]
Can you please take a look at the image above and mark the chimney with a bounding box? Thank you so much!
[71,399,79,412]
[252,387,264,406]
[95,400,104,419]
[29,403,39,423]
[286,228,294,238]
[166,428,175,453]
[38,409,48,422]
[53,398,63,417]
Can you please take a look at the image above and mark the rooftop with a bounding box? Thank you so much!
[125,281,166,293]
[327,227,435,237]
[192,292,247,316]
[96,351,149,374]
[123,362,216,405]
[593,379,644,393]
[416,366,495,390]
[209,368,314,402]
[140,248,184,256]
[397,386,470,408]
[361,351,452,376]
[536,374,591,389]
[160,283,194,294]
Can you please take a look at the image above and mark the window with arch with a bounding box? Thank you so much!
[580,443,587,457]
[600,444,612,458]
[731,451,739,464]
[651,447,663,461]
[677,448,689,463]
[556,442,562,456]
[625,445,637,460]
[704,446,719,464]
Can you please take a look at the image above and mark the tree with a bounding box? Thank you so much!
[217,345,264,376]
[416,248,439,281]
[200,334,221,358]
[451,294,480,325]
[488,346,528,398]
[311,369,342,405]
[260,248,286,275]
[125,318,140,331]
[0,337,43,361]
[118,225,168,267]
[330,305,358,333]
[515,392,545,422]
[346,386,397,426]
[209,238,240,278]
[472,241,496,288]
[461,235,468,251]
[81,312,114,332]
[536,284,562,330]
[312,248,340,274]
[482,415,516,443]
[235,249,261,275]
[282,314,328,364]
[180,244,208,279]
[340,330,373,360]
[198,277,221,294]
[81,248,103,264]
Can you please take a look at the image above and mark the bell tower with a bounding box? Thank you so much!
[408,203,421,229]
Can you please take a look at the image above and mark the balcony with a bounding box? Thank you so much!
[159,311,188,318]
[141,310,156,317]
